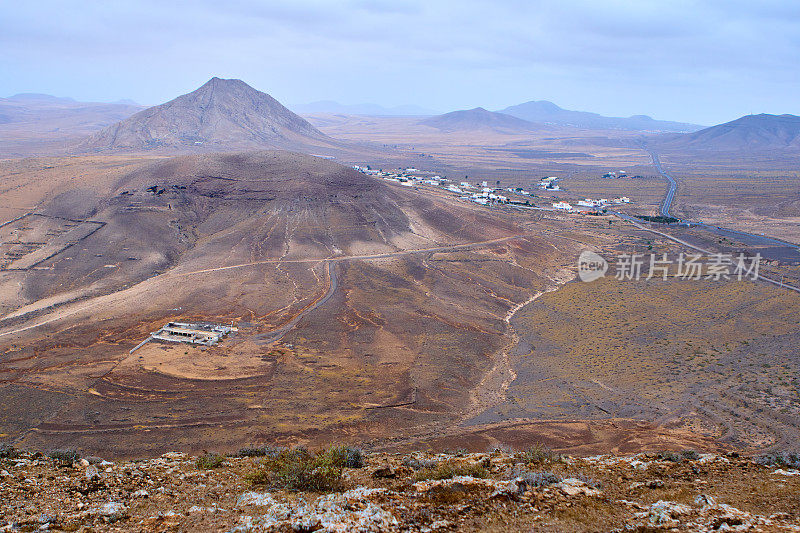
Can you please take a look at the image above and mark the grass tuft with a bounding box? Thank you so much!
[196,452,225,470]
[520,443,560,465]
[245,446,362,491]
[48,448,80,466]
[414,460,488,481]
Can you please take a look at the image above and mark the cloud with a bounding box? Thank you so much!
[0,0,797,124]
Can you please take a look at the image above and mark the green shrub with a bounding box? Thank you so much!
[246,447,345,491]
[414,460,488,481]
[681,449,700,461]
[520,443,559,464]
[236,446,283,458]
[322,446,364,468]
[196,452,225,469]
[48,448,80,466]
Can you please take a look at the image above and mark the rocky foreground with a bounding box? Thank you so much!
[1,446,799,532]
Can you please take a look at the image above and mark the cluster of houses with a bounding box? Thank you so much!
[601,170,627,179]
[539,176,560,190]
[352,165,634,213]
[552,197,631,212]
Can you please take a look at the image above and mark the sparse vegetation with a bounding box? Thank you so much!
[507,466,561,487]
[235,446,283,458]
[0,444,19,459]
[245,446,364,491]
[414,460,489,481]
[325,445,365,468]
[402,455,438,471]
[520,443,560,464]
[654,449,700,463]
[196,452,225,469]
[48,448,80,466]
[756,451,800,469]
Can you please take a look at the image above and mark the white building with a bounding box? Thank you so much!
[552,201,573,211]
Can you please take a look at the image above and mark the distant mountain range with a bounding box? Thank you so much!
[419,107,544,133]
[653,113,800,151]
[293,100,437,116]
[0,93,142,126]
[499,100,703,133]
[82,78,334,153]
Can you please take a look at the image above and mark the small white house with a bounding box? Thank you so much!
[552,201,572,211]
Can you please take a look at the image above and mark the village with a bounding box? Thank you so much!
[352,165,634,215]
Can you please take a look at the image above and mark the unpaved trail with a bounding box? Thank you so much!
[465,268,575,423]
[0,233,535,340]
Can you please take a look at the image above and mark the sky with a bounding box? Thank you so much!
[1,0,799,125]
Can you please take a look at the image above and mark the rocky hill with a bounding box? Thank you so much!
[81,78,334,153]
[655,113,800,152]
[1,445,798,532]
[419,107,543,133]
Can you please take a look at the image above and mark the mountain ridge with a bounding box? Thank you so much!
[419,107,543,133]
[294,100,437,116]
[500,100,703,132]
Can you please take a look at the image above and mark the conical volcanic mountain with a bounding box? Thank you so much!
[82,77,333,152]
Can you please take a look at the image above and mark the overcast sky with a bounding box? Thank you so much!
[1,0,798,125]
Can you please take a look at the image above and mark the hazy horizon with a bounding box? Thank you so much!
[2,1,799,126]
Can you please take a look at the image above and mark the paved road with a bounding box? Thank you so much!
[649,151,677,217]
[646,149,800,255]
[613,210,800,293]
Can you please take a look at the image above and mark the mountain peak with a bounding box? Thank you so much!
[82,78,330,153]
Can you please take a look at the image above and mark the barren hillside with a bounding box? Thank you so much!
[81,78,338,154]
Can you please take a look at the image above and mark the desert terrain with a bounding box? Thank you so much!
[0,79,798,471]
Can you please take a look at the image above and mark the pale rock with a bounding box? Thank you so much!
[556,478,601,497]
